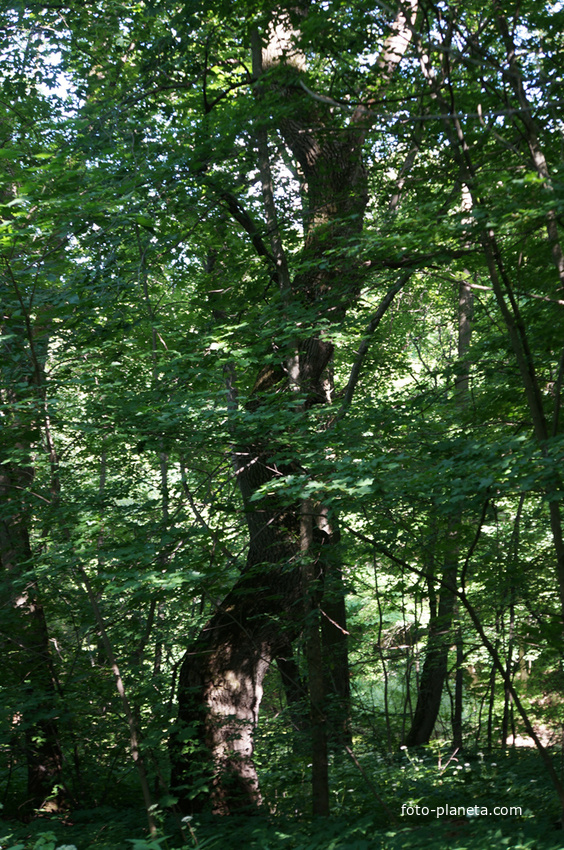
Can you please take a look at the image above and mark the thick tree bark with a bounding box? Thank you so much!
[172,1,418,813]
[173,602,295,816]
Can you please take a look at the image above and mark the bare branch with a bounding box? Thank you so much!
[334,271,411,424]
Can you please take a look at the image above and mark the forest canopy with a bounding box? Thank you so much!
[2,0,564,847]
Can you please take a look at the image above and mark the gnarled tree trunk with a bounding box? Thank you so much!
[171,0,418,813]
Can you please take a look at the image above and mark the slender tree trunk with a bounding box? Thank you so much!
[405,276,473,746]
[487,665,496,751]
[418,22,564,618]
[275,643,308,733]
[405,550,457,746]
[452,624,464,749]
[501,594,515,750]
[374,558,393,753]
[301,501,329,816]
[317,514,351,747]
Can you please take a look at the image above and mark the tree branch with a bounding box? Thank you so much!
[334,272,411,423]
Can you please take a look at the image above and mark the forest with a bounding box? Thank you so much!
[2,0,564,848]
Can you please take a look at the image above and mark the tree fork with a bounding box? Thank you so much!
[172,0,419,813]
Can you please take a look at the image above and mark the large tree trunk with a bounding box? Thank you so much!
[172,572,300,811]
[0,457,64,816]
[171,367,333,813]
[0,132,65,816]
[171,1,417,813]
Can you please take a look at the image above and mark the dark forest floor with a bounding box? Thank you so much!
[2,748,563,849]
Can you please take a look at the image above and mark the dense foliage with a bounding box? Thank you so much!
[2,0,564,846]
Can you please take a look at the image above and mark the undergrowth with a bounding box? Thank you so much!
[1,747,563,849]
